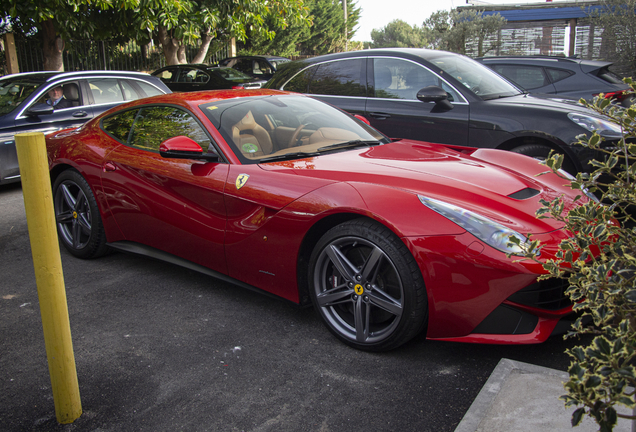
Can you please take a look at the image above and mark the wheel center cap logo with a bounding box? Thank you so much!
[72,211,78,219]
[354,284,364,295]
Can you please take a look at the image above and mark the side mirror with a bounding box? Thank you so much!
[26,103,55,117]
[416,86,454,111]
[159,136,220,162]
[354,114,371,126]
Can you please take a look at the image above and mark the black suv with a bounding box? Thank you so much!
[266,48,625,173]
[477,56,633,107]
[0,70,171,184]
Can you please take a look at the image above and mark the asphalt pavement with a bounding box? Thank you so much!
[0,182,623,432]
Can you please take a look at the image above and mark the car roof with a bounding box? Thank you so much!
[221,55,290,61]
[1,70,158,84]
[477,56,613,69]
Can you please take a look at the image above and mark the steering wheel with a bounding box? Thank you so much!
[288,124,306,147]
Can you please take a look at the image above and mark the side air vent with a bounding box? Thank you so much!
[508,188,540,200]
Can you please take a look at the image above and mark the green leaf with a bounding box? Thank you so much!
[571,407,585,427]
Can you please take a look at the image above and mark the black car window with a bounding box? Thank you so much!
[307,59,366,97]
[596,67,624,84]
[102,108,138,143]
[155,69,175,82]
[128,106,212,153]
[491,65,549,90]
[284,66,317,93]
[372,58,459,102]
[88,78,125,105]
[546,68,575,84]
[232,59,253,75]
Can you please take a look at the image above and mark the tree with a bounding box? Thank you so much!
[240,0,360,57]
[515,82,636,431]
[0,0,138,71]
[422,9,505,56]
[585,0,636,77]
[369,20,425,48]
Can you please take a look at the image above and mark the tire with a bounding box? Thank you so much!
[511,143,575,174]
[308,218,428,351]
[53,169,109,259]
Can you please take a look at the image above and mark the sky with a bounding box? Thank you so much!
[351,0,572,42]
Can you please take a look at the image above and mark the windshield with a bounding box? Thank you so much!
[209,67,254,81]
[0,77,44,116]
[429,53,522,100]
[201,94,388,164]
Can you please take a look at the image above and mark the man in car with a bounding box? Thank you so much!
[47,86,71,109]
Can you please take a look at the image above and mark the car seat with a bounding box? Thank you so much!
[63,83,80,107]
[231,111,274,158]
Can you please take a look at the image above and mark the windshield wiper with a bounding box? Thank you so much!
[257,151,320,163]
[317,140,381,153]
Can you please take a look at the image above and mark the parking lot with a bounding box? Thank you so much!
[0,182,584,432]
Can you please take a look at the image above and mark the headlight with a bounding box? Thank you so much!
[558,169,600,203]
[567,113,623,138]
[418,195,527,254]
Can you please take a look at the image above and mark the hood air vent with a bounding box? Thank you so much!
[508,188,540,200]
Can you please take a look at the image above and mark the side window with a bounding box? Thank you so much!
[372,58,442,100]
[135,81,165,97]
[492,65,549,90]
[233,59,252,75]
[177,68,198,83]
[546,68,574,84]
[155,69,175,82]
[35,81,83,109]
[128,106,212,153]
[88,78,125,105]
[102,109,138,143]
[307,59,366,97]
[120,80,136,100]
[284,66,317,93]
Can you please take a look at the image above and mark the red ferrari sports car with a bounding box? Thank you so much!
[46,89,587,351]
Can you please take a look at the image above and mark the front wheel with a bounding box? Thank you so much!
[511,143,576,174]
[308,219,428,351]
[53,169,109,259]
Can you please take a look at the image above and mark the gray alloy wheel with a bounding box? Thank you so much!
[53,169,109,259]
[309,218,428,351]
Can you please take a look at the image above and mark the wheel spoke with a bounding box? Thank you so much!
[77,212,92,235]
[368,289,403,317]
[316,287,354,307]
[360,246,383,284]
[71,220,82,248]
[325,244,358,282]
[354,299,370,342]
[61,183,78,210]
[56,210,74,224]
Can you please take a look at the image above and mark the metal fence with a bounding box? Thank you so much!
[3,36,230,75]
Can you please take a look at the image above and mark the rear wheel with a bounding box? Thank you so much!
[53,169,109,259]
[308,219,428,351]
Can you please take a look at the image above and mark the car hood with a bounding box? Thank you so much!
[259,140,576,235]
[484,93,594,114]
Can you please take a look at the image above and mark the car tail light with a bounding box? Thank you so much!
[594,89,628,101]
[232,85,244,90]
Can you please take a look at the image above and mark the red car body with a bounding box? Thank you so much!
[46,89,584,351]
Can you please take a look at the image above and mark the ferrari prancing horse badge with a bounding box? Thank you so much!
[236,174,250,190]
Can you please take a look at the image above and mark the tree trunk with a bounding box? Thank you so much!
[191,30,213,64]
[41,19,64,71]
[158,25,183,65]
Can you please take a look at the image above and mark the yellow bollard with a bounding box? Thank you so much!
[15,132,82,424]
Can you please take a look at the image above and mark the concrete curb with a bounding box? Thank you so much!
[455,358,634,432]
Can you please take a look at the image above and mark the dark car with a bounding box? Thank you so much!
[46,89,588,351]
[265,48,625,174]
[477,56,634,107]
[0,70,170,185]
[217,55,291,80]
[152,64,267,92]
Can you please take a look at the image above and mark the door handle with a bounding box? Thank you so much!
[72,111,88,118]
[103,162,117,172]
[368,112,391,120]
